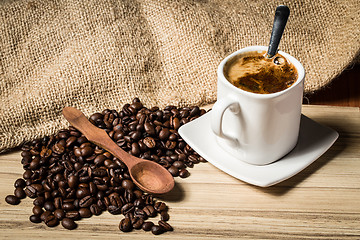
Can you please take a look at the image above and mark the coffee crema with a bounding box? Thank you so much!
[224,50,298,94]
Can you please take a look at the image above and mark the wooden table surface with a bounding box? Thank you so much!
[1,105,359,239]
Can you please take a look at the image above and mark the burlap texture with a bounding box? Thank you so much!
[0,0,359,152]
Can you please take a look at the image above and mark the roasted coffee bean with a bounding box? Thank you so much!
[79,195,93,208]
[167,166,179,177]
[143,137,156,148]
[158,220,173,231]
[54,209,66,220]
[89,204,101,216]
[5,195,20,205]
[62,202,75,211]
[121,203,135,215]
[32,206,44,216]
[132,217,144,229]
[68,175,79,189]
[62,218,77,230]
[108,205,122,215]
[144,122,155,135]
[134,208,147,220]
[121,179,134,190]
[44,201,56,212]
[24,185,37,198]
[179,168,190,178]
[160,211,170,221]
[14,187,26,199]
[143,205,156,217]
[154,202,167,212]
[134,198,145,208]
[159,128,170,140]
[76,188,90,199]
[80,146,93,157]
[14,178,26,188]
[65,210,80,220]
[29,214,42,223]
[119,218,132,232]
[142,221,154,231]
[79,207,92,218]
[45,214,59,227]
[151,225,164,235]
[172,160,184,169]
[40,211,52,221]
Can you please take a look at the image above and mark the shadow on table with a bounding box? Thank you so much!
[153,180,186,202]
[256,124,347,196]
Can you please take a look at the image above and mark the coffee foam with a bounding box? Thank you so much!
[224,50,298,94]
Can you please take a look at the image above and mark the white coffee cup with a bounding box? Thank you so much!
[211,46,305,165]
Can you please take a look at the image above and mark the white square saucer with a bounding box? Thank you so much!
[178,112,339,187]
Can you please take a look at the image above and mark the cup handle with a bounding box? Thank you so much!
[211,96,240,144]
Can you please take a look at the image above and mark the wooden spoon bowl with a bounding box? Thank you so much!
[62,107,175,194]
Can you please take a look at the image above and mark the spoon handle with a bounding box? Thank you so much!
[62,107,139,168]
[267,5,290,58]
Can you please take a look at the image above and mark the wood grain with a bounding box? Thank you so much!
[1,105,360,239]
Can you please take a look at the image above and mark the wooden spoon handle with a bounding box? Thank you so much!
[62,107,138,168]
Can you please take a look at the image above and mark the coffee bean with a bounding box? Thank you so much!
[151,225,164,235]
[14,187,26,199]
[29,214,42,223]
[160,211,170,221]
[24,185,37,198]
[167,166,179,177]
[45,214,59,227]
[142,221,154,231]
[108,205,122,215]
[62,218,77,230]
[121,179,134,190]
[32,206,44,216]
[154,202,167,212]
[79,195,93,208]
[54,209,65,220]
[132,217,144,229]
[68,175,79,189]
[165,140,176,149]
[158,220,173,231]
[134,208,147,220]
[89,204,102,216]
[40,211,52,221]
[119,218,132,232]
[121,203,135,215]
[144,122,155,135]
[143,205,156,217]
[14,178,26,188]
[179,168,190,178]
[79,207,92,218]
[44,201,56,212]
[5,195,20,205]
[65,210,80,220]
[80,146,93,157]
[76,188,90,199]
[143,137,156,148]
[159,128,170,140]
[62,202,76,211]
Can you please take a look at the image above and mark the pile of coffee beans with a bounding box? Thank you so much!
[5,98,207,235]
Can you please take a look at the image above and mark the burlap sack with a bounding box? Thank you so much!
[0,0,359,152]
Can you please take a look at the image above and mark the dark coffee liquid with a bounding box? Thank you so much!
[224,50,298,94]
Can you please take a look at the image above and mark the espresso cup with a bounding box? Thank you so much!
[211,46,305,165]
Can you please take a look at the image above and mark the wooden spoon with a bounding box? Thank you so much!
[62,107,175,194]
